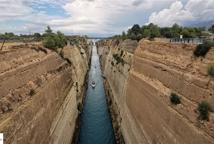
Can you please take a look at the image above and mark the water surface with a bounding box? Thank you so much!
[78,41,115,144]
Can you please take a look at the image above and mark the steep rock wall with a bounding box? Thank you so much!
[97,39,139,143]
[0,41,91,144]
[98,39,214,144]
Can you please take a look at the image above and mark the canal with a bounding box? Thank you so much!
[78,41,115,144]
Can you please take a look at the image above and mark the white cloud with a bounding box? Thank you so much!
[148,1,193,26]
[0,0,32,18]
[148,0,214,27]
[0,0,68,18]
[0,0,214,35]
[0,0,177,35]
[140,0,176,10]
[49,0,176,35]
[185,0,214,21]
[0,0,67,33]
[49,0,137,34]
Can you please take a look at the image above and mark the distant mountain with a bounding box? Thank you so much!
[184,20,214,28]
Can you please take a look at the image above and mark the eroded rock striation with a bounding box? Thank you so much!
[0,40,91,144]
[97,39,214,144]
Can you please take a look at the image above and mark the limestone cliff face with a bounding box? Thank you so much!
[0,40,91,144]
[97,39,138,143]
[98,39,214,144]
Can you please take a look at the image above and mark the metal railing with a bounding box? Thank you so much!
[170,38,204,44]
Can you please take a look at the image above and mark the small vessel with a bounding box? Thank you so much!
[91,81,96,88]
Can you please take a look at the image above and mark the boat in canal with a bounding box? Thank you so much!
[91,81,96,88]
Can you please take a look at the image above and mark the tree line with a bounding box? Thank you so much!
[0,32,43,41]
[114,23,214,41]
[0,26,67,51]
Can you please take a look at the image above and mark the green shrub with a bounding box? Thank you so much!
[56,31,67,48]
[42,26,67,50]
[208,64,214,77]
[43,35,56,49]
[170,93,181,105]
[197,101,211,121]
[29,89,35,96]
[194,40,214,57]
[113,53,125,66]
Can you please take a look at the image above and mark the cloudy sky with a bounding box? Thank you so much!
[0,0,214,36]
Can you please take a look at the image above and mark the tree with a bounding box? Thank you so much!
[209,25,214,33]
[131,24,141,34]
[127,24,142,41]
[160,27,173,38]
[3,32,15,40]
[142,27,151,38]
[42,26,67,50]
[121,31,127,40]
[171,23,181,37]
[43,35,56,49]
[33,33,42,41]
[45,26,53,34]
[181,29,191,38]
[140,23,160,39]
[112,23,205,41]
[148,23,160,38]
[57,31,67,47]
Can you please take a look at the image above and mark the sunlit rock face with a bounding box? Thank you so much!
[0,40,91,144]
[97,39,214,144]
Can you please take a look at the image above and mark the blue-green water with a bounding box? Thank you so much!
[78,43,115,144]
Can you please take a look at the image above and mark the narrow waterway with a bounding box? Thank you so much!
[78,41,115,144]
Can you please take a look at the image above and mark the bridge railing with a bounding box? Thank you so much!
[170,38,204,44]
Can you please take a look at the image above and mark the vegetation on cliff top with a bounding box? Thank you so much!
[42,26,67,50]
[0,26,67,50]
[194,40,214,57]
[209,25,214,33]
[113,23,211,41]
[0,32,43,42]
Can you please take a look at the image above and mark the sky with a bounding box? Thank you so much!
[0,0,214,37]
